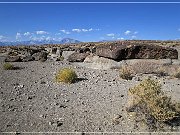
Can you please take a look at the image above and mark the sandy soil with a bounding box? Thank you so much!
[0,56,180,134]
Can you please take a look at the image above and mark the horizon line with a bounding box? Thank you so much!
[1,1,180,4]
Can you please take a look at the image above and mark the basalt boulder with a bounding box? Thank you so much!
[32,52,48,61]
[5,56,21,62]
[96,43,178,61]
[67,52,89,62]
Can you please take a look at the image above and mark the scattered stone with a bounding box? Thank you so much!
[18,84,24,88]
[64,99,70,102]
[40,81,46,84]
[112,114,122,125]
[49,120,63,127]
[59,104,67,108]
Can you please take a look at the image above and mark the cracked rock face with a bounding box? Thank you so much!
[96,43,178,61]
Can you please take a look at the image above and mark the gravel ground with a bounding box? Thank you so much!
[0,56,180,134]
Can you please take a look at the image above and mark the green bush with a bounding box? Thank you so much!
[56,68,77,84]
[119,66,134,80]
[3,63,14,70]
[128,78,180,122]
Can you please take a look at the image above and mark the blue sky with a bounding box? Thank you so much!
[0,2,180,42]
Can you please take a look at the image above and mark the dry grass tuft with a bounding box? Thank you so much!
[119,66,134,80]
[173,68,180,79]
[127,78,180,131]
[56,68,77,84]
[3,63,14,70]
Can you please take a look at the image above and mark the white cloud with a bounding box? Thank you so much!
[16,32,21,40]
[88,28,93,31]
[124,30,131,35]
[24,32,31,36]
[55,33,61,35]
[72,29,81,33]
[36,31,48,35]
[60,29,71,34]
[82,29,88,32]
[134,31,138,34]
[72,28,99,33]
[117,37,124,40]
[131,35,137,39]
[0,35,7,41]
[106,33,115,37]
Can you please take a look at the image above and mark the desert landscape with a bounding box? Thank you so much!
[1,40,180,134]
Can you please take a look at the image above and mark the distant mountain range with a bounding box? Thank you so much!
[0,38,81,46]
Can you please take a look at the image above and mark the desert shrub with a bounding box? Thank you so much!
[56,56,64,61]
[127,78,180,123]
[56,68,77,84]
[3,63,14,70]
[155,67,167,77]
[119,66,134,80]
[174,70,180,79]
[129,79,179,121]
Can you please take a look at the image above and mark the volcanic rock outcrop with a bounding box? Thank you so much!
[96,43,178,61]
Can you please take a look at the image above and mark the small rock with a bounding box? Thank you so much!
[40,81,46,84]
[60,105,67,108]
[112,114,122,125]
[18,84,24,88]
[49,121,53,125]
[64,99,70,102]
[40,114,47,118]
[56,121,63,127]
[121,95,124,97]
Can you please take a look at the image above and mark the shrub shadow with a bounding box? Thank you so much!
[165,116,180,127]
[75,78,88,83]
[13,66,24,70]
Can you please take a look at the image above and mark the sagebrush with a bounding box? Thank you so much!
[56,68,77,84]
[119,66,134,80]
[3,63,14,70]
[127,78,180,122]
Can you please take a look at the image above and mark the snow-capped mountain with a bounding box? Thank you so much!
[0,38,81,46]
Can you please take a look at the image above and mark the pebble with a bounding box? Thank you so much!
[17,84,24,88]
[49,120,63,127]
[64,99,70,102]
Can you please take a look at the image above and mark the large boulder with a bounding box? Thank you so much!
[21,55,34,62]
[32,52,48,61]
[82,55,124,70]
[96,43,178,61]
[67,52,89,62]
[47,47,63,61]
[5,56,21,62]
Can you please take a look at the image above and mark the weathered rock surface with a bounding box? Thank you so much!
[21,55,34,62]
[67,52,89,62]
[32,52,48,61]
[82,55,124,69]
[5,56,21,62]
[96,43,178,61]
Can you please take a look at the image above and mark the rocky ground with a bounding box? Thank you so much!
[1,41,180,134]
